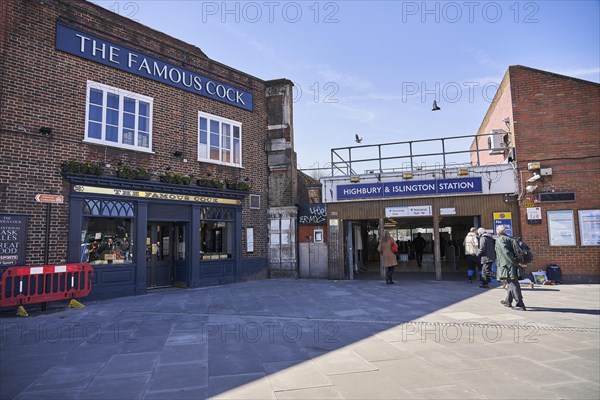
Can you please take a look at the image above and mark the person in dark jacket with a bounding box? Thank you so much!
[476,227,495,289]
[495,225,526,311]
[412,232,427,268]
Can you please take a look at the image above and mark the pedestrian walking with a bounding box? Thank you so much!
[463,227,479,283]
[378,231,398,284]
[412,232,427,268]
[495,225,527,311]
[476,227,495,288]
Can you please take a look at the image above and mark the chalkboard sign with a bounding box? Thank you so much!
[0,214,28,267]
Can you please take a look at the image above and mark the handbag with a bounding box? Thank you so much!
[391,241,398,254]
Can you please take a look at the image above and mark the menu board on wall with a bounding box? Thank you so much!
[0,214,28,267]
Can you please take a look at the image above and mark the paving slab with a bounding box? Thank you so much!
[1,279,598,399]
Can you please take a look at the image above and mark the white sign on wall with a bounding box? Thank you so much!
[385,206,432,217]
[246,228,254,253]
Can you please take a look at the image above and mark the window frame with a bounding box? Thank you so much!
[198,111,242,167]
[84,81,154,153]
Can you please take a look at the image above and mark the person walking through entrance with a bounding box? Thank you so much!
[378,231,398,284]
[464,228,479,283]
[476,227,495,288]
[495,225,527,311]
[412,232,427,268]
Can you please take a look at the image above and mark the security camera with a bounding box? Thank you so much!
[526,185,538,193]
[527,173,541,183]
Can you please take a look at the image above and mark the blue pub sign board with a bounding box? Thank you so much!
[337,177,483,200]
[55,23,254,111]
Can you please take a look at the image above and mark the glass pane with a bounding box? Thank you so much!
[124,97,136,113]
[139,101,149,116]
[138,132,149,148]
[210,146,220,160]
[233,126,240,138]
[88,122,102,139]
[200,130,207,145]
[210,132,219,149]
[199,143,207,159]
[123,113,135,128]
[210,120,219,133]
[122,129,134,145]
[107,93,119,109]
[222,149,230,163]
[176,225,186,261]
[138,116,148,132]
[89,88,103,105]
[89,105,102,122]
[200,117,207,131]
[106,109,119,125]
[222,123,231,149]
[106,125,118,142]
[233,139,240,164]
[81,217,133,265]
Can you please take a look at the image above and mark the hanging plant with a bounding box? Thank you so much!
[226,180,251,192]
[61,160,103,176]
[160,172,191,185]
[197,178,224,189]
[116,165,151,180]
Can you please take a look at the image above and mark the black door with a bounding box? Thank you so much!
[146,222,173,288]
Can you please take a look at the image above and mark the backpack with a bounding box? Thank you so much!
[546,264,562,283]
[513,237,534,264]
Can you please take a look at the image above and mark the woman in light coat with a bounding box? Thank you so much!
[378,231,398,284]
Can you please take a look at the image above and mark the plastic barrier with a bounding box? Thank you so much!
[0,263,93,308]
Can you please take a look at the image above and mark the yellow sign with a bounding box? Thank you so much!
[523,202,535,208]
[493,212,511,220]
[73,185,241,205]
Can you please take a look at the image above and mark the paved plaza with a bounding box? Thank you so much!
[1,277,599,399]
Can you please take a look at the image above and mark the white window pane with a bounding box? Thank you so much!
[138,132,149,148]
[89,105,102,122]
[106,126,118,142]
[89,88,103,105]
[124,97,135,113]
[88,122,102,139]
[106,109,119,125]
[122,130,134,145]
[107,93,119,109]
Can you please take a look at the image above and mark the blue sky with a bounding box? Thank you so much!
[94,0,600,173]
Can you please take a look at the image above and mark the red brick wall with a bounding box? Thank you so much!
[0,0,271,264]
[509,66,600,281]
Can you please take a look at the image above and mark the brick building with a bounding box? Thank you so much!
[319,65,598,284]
[0,0,298,299]
[478,66,600,282]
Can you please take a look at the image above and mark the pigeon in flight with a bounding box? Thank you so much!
[432,100,441,111]
[355,134,363,143]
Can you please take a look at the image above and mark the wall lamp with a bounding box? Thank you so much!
[457,168,469,176]
[402,172,413,179]
[173,151,183,158]
[527,173,541,183]
[526,185,538,193]
[350,176,360,183]
[39,127,52,136]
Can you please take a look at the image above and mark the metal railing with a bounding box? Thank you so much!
[325,132,509,177]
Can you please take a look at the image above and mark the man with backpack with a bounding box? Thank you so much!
[495,225,527,311]
[476,227,495,289]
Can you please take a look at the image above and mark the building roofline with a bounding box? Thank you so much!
[509,65,600,87]
[66,0,269,85]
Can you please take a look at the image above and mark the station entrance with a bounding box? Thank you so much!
[347,215,480,281]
